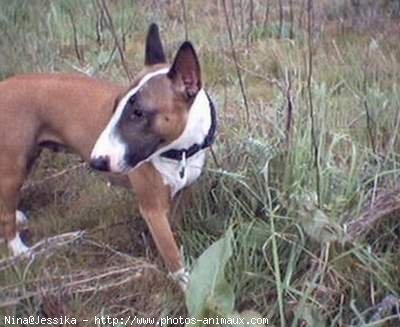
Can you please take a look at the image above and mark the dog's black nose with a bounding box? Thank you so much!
[90,156,110,172]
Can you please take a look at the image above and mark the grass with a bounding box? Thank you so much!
[1,0,400,325]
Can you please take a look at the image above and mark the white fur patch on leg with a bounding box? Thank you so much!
[169,268,190,291]
[8,232,30,256]
[16,210,28,226]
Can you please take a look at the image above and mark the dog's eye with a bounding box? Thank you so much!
[130,109,144,121]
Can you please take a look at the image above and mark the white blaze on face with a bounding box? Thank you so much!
[90,67,169,172]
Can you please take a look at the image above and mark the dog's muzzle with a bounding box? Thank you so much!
[90,129,129,173]
[90,156,110,172]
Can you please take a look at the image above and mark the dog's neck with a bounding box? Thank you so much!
[151,89,216,161]
[160,91,216,161]
[149,89,216,196]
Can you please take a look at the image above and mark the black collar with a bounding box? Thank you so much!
[160,92,217,161]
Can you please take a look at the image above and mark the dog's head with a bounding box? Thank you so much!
[90,23,203,173]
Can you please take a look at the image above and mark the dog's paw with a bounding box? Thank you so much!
[16,210,29,226]
[8,233,32,257]
[169,268,190,291]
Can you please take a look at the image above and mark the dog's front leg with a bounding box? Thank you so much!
[128,163,188,289]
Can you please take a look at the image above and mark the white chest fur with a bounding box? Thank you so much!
[148,89,212,197]
[151,151,206,197]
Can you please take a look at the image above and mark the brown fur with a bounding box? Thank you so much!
[0,71,184,273]
[0,73,120,239]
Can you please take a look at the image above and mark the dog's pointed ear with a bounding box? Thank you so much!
[167,41,202,99]
[145,23,166,66]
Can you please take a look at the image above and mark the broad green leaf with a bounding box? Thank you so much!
[186,228,234,320]
[208,278,235,315]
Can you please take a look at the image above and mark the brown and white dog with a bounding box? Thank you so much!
[0,24,216,288]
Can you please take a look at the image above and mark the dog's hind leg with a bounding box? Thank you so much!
[0,159,29,256]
